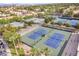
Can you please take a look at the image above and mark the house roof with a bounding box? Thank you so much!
[10,22,24,27]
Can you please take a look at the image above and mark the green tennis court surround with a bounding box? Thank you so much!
[21,26,71,55]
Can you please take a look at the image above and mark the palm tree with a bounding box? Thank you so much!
[27,21,33,26]
[23,23,27,28]
[9,36,19,55]
[11,32,23,55]
[44,16,53,25]
[41,34,45,40]
[63,8,73,17]
[31,47,43,56]
[75,24,79,29]
[30,47,50,56]
[43,48,50,56]
[73,13,79,19]
[3,30,21,55]
[30,47,38,56]
[51,20,54,24]
[15,34,22,50]
[65,23,71,27]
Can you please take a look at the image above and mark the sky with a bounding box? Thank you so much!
[0,0,79,4]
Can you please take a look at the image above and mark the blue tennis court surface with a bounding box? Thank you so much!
[69,20,78,26]
[57,18,67,24]
[50,33,64,41]
[55,17,79,27]
[28,28,48,40]
[45,33,64,49]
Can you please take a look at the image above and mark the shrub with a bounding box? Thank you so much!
[17,48,25,56]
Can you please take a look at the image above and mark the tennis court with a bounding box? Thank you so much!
[67,20,79,26]
[21,26,71,55]
[21,27,51,46]
[45,33,64,49]
[28,28,48,40]
[54,17,79,27]
[33,29,71,55]
[57,18,67,24]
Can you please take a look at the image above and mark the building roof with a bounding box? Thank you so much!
[10,22,24,27]
[33,18,44,24]
[24,18,45,24]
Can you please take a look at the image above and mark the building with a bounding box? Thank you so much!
[24,18,45,24]
[10,22,24,27]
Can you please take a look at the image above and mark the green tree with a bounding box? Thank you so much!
[43,48,50,56]
[44,16,52,23]
[65,23,71,27]
[27,21,33,26]
[9,35,19,55]
[30,47,39,56]
[23,16,33,19]
[3,27,22,56]
[75,23,79,29]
